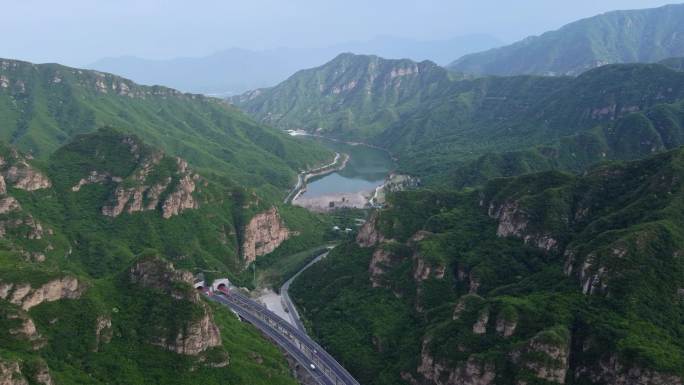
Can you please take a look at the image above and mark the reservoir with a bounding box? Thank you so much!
[299,138,394,199]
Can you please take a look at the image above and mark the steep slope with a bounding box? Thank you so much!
[448,3,684,76]
[232,53,453,141]
[235,53,684,186]
[0,58,332,199]
[291,148,684,385]
[0,132,317,384]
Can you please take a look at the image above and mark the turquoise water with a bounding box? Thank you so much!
[299,138,394,198]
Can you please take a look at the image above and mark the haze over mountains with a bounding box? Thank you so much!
[449,3,684,76]
[88,34,502,96]
[2,2,684,385]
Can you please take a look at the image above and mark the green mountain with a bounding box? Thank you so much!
[234,53,684,186]
[231,53,453,141]
[0,129,333,384]
[0,58,340,384]
[291,148,684,385]
[448,3,684,76]
[0,58,332,200]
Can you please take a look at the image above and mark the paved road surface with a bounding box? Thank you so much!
[209,288,359,385]
[280,248,332,332]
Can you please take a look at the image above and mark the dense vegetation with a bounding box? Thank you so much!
[234,52,684,186]
[291,148,684,385]
[0,56,340,383]
[448,4,684,76]
[0,57,332,200]
[0,128,329,383]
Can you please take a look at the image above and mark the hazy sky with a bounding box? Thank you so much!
[1,0,679,66]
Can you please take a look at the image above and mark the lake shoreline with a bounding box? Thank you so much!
[284,151,350,204]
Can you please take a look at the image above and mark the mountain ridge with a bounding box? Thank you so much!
[448,3,684,76]
[89,34,502,96]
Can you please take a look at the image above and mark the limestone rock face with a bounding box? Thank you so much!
[99,150,200,219]
[356,211,384,247]
[576,355,682,385]
[5,308,45,350]
[0,150,51,192]
[71,171,122,191]
[2,276,84,311]
[94,316,113,351]
[162,172,198,218]
[156,311,222,355]
[31,362,53,385]
[472,308,489,335]
[241,207,290,264]
[417,339,496,385]
[369,247,397,288]
[0,359,28,385]
[512,330,571,384]
[413,253,446,282]
[0,197,20,214]
[128,256,222,355]
[487,201,558,252]
[495,314,517,338]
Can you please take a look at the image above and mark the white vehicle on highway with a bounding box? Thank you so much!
[310,364,316,370]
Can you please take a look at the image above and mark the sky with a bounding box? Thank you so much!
[1,0,679,66]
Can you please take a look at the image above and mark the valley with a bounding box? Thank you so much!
[2,3,684,385]
[292,138,395,212]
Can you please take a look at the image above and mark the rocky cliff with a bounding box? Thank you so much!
[417,341,496,385]
[356,211,384,248]
[241,207,290,264]
[128,256,222,355]
[0,147,51,192]
[0,359,28,385]
[0,276,84,310]
[98,137,200,219]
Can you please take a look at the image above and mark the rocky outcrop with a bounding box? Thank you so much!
[369,247,396,288]
[162,172,198,218]
[487,201,559,252]
[356,211,384,247]
[241,207,290,264]
[30,361,54,385]
[575,355,682,385]
[0,359,28,385]
[0,196,20,214]
[100,150,200,218]
[128,256,222,355]
[0,150,51,192]
[155,311,221,355]
[495,313,517,338]
[418,339,496,385]
[413,254,446,282]
[71,171,122,191]
[512,329,571,384]
[94,316,113,351]
[472,308,490,335]
[0,276,84,311]
[4,307,45,350]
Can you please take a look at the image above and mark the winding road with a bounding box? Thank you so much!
[280,248,332,332]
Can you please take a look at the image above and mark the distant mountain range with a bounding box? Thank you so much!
[88,34,502,96]
[448,3,684,76]
[233,52,684,187]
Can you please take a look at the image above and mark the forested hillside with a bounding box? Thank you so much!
[292,148,684,385]
[448,4,684,76]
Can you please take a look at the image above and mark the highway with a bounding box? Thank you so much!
[209,288,360,385]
